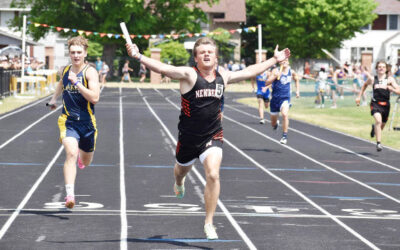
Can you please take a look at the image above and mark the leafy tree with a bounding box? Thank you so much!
[87,41,103,58]
[144,41,190,66]
[11,0,216,74]
[248,0,377,58]
[207,27,234,63]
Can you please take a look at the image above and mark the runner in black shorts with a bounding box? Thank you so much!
[126,37,291,240]
[357,61,400,151]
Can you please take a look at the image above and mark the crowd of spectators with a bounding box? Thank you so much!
[0,55,44,72]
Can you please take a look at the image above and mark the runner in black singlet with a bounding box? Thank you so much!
[126,37,291,240]
[357,61,400,151]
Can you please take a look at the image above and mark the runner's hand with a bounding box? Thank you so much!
[126,43,140,59]
[68,71,78,85]
[355,97,360,106]
[274,45,291,62]
[46,102,56,110]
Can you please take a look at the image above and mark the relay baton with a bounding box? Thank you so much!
[46,103,56,109]
[120,22,132,44]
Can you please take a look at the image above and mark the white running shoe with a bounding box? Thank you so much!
[280,136,287,145]
[204,223,218,240]
[259,119,265,124]
[273,120,280,130]
[376,143,383,152]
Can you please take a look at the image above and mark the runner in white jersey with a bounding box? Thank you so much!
[264,59,300,144]
[126,37,291,240]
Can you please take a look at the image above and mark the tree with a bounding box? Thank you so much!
[248,0,377,58]
[11,0,217,74]
[207,28,235,64]
[144,41,190,66]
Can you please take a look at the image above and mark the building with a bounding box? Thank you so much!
[0,0,69,70]
[336,0,400,70]
[196,0,246,62]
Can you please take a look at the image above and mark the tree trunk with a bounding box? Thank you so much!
[103,43,117,79]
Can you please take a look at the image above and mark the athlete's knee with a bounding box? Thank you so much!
[205,170,220,183]
[65,150,78,161]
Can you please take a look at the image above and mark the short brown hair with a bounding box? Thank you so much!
[375,61,389,74]
[68,36,88,51]
[193,37,218,57]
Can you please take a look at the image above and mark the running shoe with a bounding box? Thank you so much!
[64,195,75,209]
[174,177,186,199]
[273,120,279,130]
[376,143,383,152]
[77,154,86,169]
[204,223,218,240]
[280,136,287,145]
[370,124,375,138]
[259,119,265,124]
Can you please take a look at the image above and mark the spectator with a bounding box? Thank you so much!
[231,61,240,71]
[100,62,109,85]
[239,59,246,70]
[139,62,147,83]
[120,60,133,83]
[227,60,233,71]
[95,57,103,73]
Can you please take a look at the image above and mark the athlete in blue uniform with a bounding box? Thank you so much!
[48,36,100,208]
[252,71,271,124]
[265,59,300,144]
[127,38,291,240]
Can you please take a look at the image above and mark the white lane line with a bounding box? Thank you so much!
[141,92,257,250]
[223,138,378,249]
[226,104,400,172]
[161,93,380,249]
[35,235,46,242]
[119,87,128,250]
[0,208,400,220]
[0,146,63,240]
[0,106,62,150]
[0,96,50,121]
[223,114,400,204]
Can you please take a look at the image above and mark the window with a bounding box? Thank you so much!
[351,47,373,63]
[372,15,387,30]
[212,13,225,19]
[389,15,398,30]
[361,24,371,30]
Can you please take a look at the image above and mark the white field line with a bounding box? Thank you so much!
[0,146,63,240]
[0,96,50,121]
[119,87,128,250]
[226,104,400,172]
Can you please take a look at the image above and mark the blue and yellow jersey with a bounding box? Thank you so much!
[61,64,95,121]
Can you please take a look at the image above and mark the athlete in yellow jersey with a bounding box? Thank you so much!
[48,36,100,208]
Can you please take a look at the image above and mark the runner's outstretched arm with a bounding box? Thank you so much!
[225,45,290,83]
[126,43,191,81]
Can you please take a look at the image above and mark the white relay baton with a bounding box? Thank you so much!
[120,22,132,44]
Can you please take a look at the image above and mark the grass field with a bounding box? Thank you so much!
[1,80,399,150]
[235,81,400,150]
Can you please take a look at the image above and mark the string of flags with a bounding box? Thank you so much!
[28,21,258,40]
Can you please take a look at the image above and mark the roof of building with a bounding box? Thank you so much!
[197,0,246,23]
[375,0,400,14]
[0,28,40,46]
